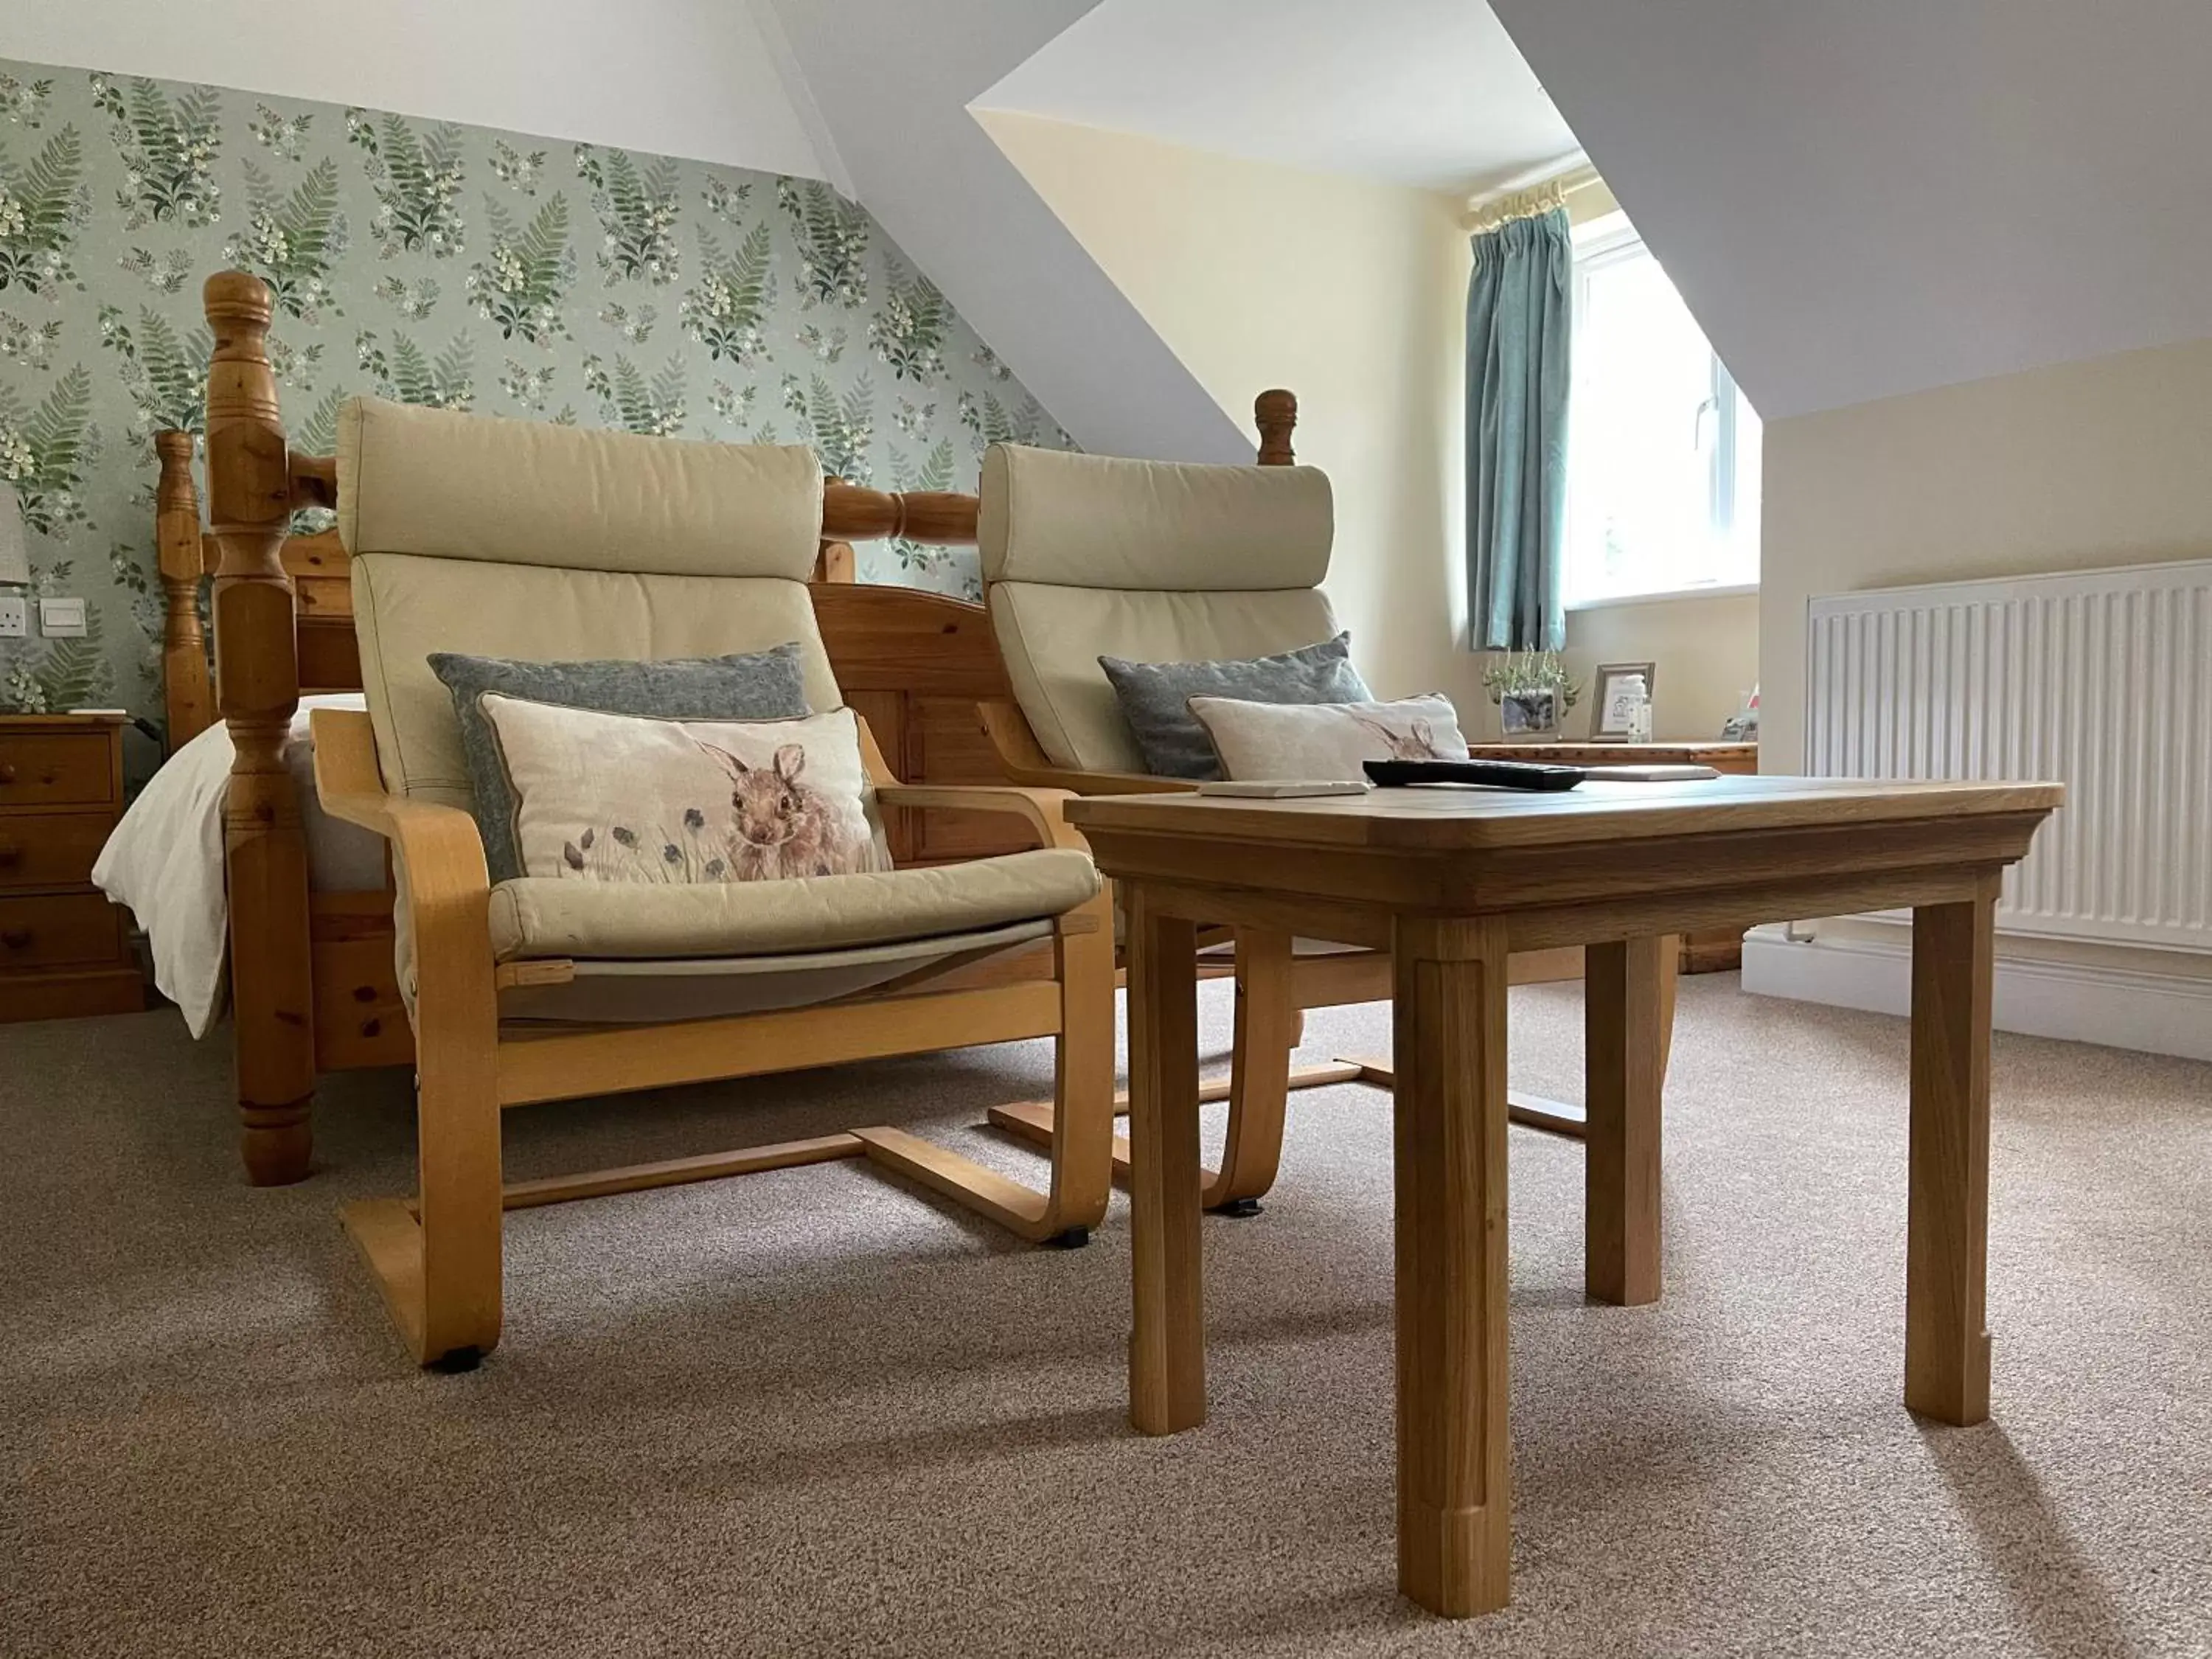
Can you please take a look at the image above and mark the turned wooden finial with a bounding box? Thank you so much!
[1254,389,1297,466]
[205,268,274,331]
[203,268,317,1186]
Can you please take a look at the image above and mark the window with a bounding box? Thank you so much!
[1565,212,1760,608]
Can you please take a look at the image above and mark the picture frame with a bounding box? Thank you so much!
[1590,661,1658,742]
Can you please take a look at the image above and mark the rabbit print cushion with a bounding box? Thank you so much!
[1186,693,1468,782]
[476,696,891,885]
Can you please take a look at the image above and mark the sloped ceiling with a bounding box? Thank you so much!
[1487,0,2212,419]
[977,0,1576,194]
[0,0,827,184]
[758,0,1251,463]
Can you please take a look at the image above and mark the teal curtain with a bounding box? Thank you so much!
[1466,206,1572,652]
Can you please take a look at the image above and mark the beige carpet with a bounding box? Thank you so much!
[3,975,2208,1659]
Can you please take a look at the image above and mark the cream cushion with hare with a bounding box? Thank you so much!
[476,697,891,885]
[1187,692,1469,782]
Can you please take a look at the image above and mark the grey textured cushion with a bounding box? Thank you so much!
[1098,631,1372,779]
[429,644,811,883]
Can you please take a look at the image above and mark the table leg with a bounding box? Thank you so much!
[1126,886,1206,1436]
[1585,935,1666,1306]
[1392,916,1512,1617]
[1905,876,1997,1425]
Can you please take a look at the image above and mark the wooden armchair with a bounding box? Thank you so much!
[203,274,1115,1368]
[971,398,1676,1211]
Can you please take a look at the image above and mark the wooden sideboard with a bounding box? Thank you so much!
[1467,741,1761,973]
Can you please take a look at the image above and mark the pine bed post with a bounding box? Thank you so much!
[1254,389,1297,465]
[154,431,215,751]
[204,272,316,1186]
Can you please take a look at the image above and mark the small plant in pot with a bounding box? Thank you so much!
[1482,650,1581,738]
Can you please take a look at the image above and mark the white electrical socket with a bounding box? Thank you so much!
[38,595,87,637]
[0,594,27,638]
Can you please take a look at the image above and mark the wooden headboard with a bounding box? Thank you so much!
[156,378,1303,759]
[151,432,1002,758]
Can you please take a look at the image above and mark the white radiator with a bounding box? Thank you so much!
[1805,560,2212,953]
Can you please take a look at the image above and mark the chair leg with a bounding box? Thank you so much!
[858,893,1119,1244]
[986,928,1361,1202]
[343,880,505,1369]
[1202,928,1295,1212]
[343,1021,505,1368]
[1037,892,1119,1237]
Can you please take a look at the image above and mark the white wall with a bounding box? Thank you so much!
[0,0,827,178]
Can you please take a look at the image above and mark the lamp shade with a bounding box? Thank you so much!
[0,487,29,586]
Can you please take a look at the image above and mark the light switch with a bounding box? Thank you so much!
[38,596,87,636]
[0,595,26,637]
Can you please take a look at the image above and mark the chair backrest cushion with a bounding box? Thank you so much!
[978,444,1332,590]
[977,443,1343,773]
[337,398,838,804]
[337,396,822,576]
[990,585,1344,773]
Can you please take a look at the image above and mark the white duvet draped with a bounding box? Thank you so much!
[92,695,387,1039]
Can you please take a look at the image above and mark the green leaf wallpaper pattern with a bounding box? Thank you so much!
[0,55,1071,731]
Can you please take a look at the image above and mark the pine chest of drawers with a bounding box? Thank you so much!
[0,713,145,1022]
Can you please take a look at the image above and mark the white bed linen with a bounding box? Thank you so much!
[92,695,388,1039]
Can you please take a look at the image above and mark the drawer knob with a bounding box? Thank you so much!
[1,928,30,950]
[0,763,15,785]
[0,843,18,867]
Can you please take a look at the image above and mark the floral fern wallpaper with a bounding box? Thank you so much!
[0,58,1071,725]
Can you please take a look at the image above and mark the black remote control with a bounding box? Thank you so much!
[1363,758,1587,792]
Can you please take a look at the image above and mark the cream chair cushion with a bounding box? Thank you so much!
[341,397,837,809]
[337,397,822,576]
[978,442,1349,773]
[354,555,844,808]
[500,921,1060,1024]
[990,585,1343,773]
[978,444,1332,589]
[486,848,1099,961]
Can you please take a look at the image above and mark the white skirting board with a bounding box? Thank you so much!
[1739,925,2212,1062]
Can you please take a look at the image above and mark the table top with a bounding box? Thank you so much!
[1063,773,2065,853]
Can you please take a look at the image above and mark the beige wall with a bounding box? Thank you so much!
[1762,334,2212,773]
[979,110,1760,740]
[1567,591,1757,742]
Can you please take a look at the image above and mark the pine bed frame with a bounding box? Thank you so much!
[154,403,1031,1189]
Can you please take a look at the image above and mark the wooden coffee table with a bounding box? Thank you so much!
[1468,741,1761,972]
[1065,774,2061,1618]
